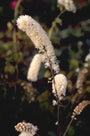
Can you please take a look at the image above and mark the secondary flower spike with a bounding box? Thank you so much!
[58,0,76,13]
[15,121,38,136]
[17,15,60,74]
[72,100,90,120]
[52,74,67,101]
[27,54,41,82]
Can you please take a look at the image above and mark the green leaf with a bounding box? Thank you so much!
[68,126,75,136]
[60,28,72,38]
[72,29,84,37]
[55,48,62,56]
[70,59,79,69]
[0,6,3,14]
[56,18,62,25]
[48,131,56,136]
[44,70,51,78]
[85,86,90,93]
[37,91,53,112]
[4,64,15,74]
[37,91,49,103]
[15,52,23,63]
[0,32,4,39]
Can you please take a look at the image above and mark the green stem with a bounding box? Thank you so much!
[12,0,23,81]
[48,9,65,39]
[14,0,23,22]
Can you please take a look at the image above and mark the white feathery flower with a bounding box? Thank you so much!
[17,15,60,73]
[15,122,38,136]
[27,54,41,82]
[85,53,90,62]
[65,0,76,13]
[19,132,30,136]
[52,74,67,100]
[52,100,57,106]
[17,15,51,49]
[58,0,76,13]
[58,0,65,5]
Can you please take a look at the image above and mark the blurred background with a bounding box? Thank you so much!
[0,0,90,136]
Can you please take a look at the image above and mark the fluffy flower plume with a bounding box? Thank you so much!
[52,100,57,106]
[72,100,90,120]
[17,15,60,73]
[15,121,38,136]
[19,132,30,136]
[52,74,67,100]
[76,68,88,94]
[27,54,41,82]
[58,0,76,13]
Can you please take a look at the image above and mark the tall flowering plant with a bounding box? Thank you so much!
[12,0,90,136]
[16,14,67,136]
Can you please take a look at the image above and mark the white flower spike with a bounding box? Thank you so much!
[52,74,67,101]
[58,0,76,13]
[17,15,60,74]
[27,54,41,82]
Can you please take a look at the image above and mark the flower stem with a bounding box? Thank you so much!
[14,0,23,21]
[43,46,61,136]
[63,118,74,136]
[13,0,22,81]
[48,9,65,39]
[57,100,61,136]
[48,57,61,136]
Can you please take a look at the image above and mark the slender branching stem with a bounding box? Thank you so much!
[48,9,65,38]
[57,99,61,136]
[50,67,61,136]
[14,0,23,21]
[43,47,61,136]
[47,10,66,136]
